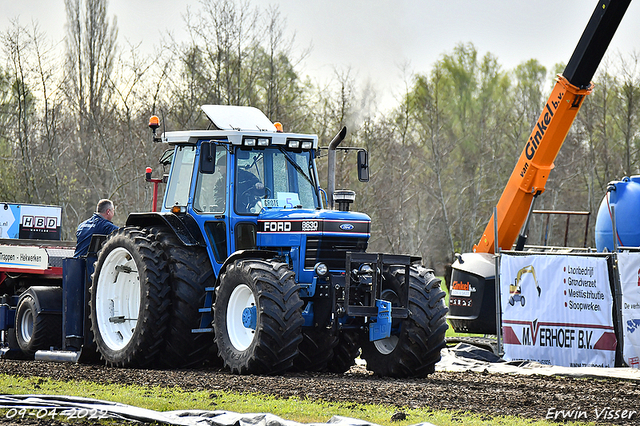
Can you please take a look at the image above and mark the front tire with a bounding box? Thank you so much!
[90,227,170,367]
[360,266,448,378]
[214,259,304,374]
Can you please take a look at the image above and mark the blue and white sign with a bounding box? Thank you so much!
[0,203,62,240]
[617,251,640,369]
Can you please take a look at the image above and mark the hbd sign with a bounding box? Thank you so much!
[0,204,62,240]
[22,216,58,229]
[18,205,62,240]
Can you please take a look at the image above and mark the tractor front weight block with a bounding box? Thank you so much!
[344,252,412,319]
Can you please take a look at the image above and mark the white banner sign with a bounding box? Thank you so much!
[617,251,640,369]
[500,254,616,367]
[0,245,49,270]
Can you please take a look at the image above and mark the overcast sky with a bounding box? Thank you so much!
[3,0,640,109]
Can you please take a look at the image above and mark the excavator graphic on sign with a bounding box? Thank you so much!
[508,265,541,307]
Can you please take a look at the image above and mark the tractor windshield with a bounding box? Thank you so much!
[235,147,319,214]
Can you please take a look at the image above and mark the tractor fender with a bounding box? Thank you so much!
[18,287,62,316]
[126,212,205,246]
[215,249,279,287]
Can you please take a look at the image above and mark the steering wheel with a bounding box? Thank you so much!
[239,183,265,212]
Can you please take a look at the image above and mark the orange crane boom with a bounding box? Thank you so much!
[473,0,631,254]
[473,77,592,253]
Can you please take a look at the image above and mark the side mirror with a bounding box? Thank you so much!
[159,149,174,166]
[357,149,369,182]
[200,141,216,174]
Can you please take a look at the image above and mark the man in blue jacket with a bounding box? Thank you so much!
[73,199,119,257]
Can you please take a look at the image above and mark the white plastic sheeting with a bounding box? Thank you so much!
[438,343,640,381]
[0,394,436,426]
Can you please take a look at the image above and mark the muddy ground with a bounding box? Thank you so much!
[0,358,639,425]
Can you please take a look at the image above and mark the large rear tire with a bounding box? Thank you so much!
[293,327,337,372]
[327,331,360,374]
[90,227,170,367]
[154,228,220,369]
[214,259,303,374]
[360,266,448,378]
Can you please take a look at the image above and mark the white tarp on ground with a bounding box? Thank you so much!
[617,251,640,368]
[499,254,616,367]
[0,394,436,426]
[437,343,640,381]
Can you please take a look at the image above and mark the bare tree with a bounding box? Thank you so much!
[615,51,640,176]
[2,21,39,202]
[63,0,119,218]
[411,65,456,260]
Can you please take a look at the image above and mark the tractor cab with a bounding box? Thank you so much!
[153,105,370,282]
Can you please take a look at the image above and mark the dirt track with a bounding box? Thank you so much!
[0,358,639,425]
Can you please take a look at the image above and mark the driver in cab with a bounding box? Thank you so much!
[236,166,264,213]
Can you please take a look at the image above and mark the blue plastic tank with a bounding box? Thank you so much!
[595,175,640,251]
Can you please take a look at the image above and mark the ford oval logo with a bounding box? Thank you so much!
[340,223,354,231]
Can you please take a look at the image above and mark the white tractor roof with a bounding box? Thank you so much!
[161,105,318,149]
[201,105,277,132]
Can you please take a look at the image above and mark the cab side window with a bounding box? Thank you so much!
[164,146,196,209]
[194,148,227,214]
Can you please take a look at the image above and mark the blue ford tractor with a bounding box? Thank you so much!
[13,105,447,377]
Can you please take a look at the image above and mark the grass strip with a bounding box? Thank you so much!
[0,374,589,426]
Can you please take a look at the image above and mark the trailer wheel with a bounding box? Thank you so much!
[154,228,221,369]
[293,327,338,372]
[214,259,303,374]
[6,328,29,360]
[15,291,62,358]
[90,227,170,367]
[327,331,360,373]
[360,267,448,378]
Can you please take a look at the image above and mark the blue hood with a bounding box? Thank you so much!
[256,208,370,248]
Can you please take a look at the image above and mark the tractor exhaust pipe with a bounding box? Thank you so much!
[327,126,347,209]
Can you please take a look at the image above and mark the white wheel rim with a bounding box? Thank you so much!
[19,304,34,343]
[374,335,398,355]
[227,284,256,351]
[374,288,399,355]
[95,247,141,351]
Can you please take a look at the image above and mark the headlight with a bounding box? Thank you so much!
[359,264,373,275]
[301,141,313,150]
[243,137,256,147]
[257,137,270,147]
[314,262,328,277]
[287,140,300,149]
